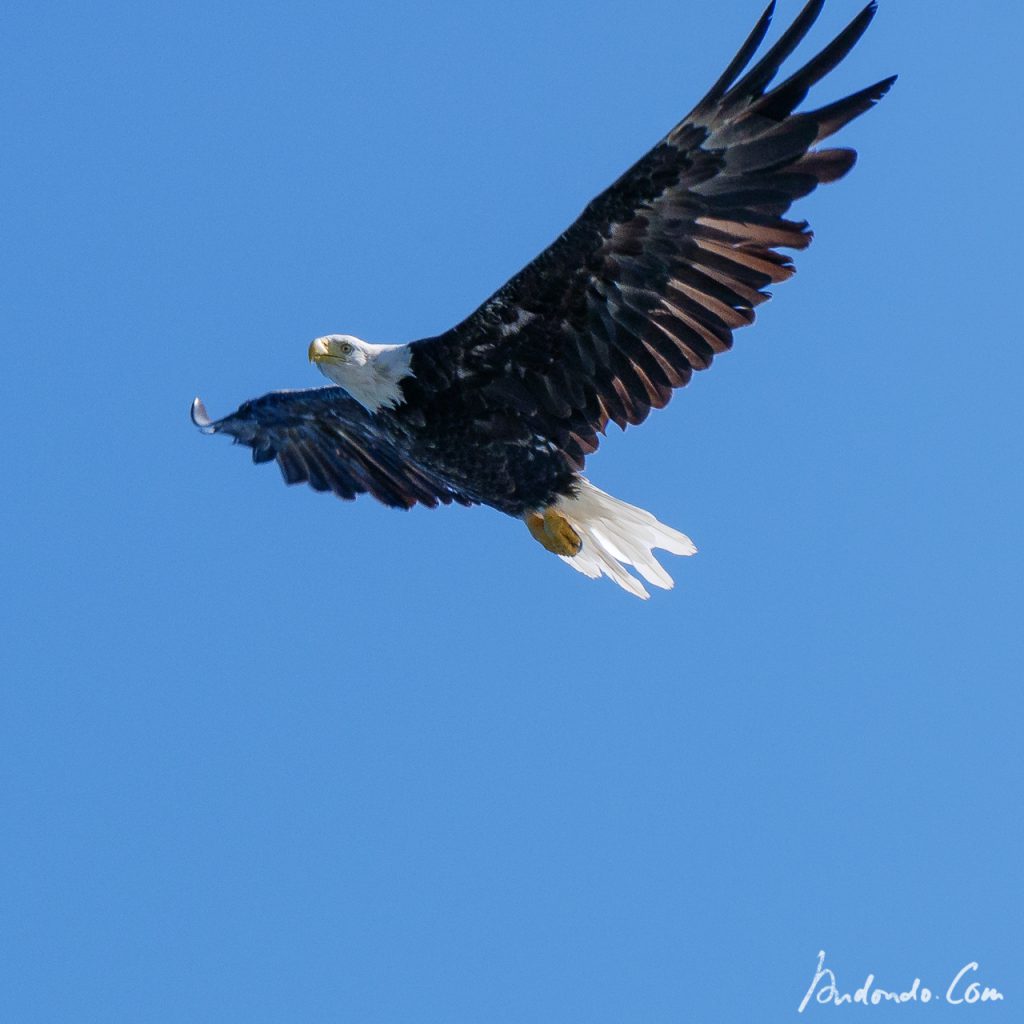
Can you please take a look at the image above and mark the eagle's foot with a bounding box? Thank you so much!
[525,508,582,557]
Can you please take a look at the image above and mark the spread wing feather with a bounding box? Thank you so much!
[411,0,895,468]
[190,389,475,509]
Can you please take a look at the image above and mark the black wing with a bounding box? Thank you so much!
[410,0,895,467]
[191,388,475,509]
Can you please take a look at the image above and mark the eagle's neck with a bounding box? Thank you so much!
[342,343,414,413]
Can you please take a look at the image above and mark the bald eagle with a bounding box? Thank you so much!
[192,0,894,598]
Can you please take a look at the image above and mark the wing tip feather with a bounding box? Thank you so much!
[190,396,218,434]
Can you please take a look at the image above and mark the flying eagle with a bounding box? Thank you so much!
[192,0,894,598]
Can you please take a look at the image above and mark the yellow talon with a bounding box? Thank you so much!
[525,507,582,557]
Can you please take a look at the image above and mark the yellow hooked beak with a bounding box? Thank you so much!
[308,337,331,364]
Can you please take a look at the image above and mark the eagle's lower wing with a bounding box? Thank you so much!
[191,388,475,509]
[411,0,894,467]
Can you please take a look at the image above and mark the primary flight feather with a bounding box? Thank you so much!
[192,0,895,598]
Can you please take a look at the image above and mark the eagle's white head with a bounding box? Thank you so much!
[308,334,413,414]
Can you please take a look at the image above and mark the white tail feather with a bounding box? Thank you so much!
[553,479,696,599]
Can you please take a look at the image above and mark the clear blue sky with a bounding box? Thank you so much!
[3,1,1021,1020]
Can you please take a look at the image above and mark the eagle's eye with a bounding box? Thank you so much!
[339,341,354,356]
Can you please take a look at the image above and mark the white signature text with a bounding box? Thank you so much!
[798,950,1005,1012]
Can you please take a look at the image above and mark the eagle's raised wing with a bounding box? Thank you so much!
[411,0,895,468]
[190,389,475,509]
